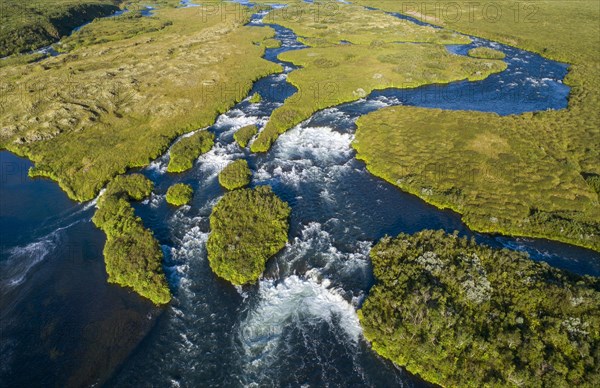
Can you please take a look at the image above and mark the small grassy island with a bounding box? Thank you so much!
[234,125,258,148]
[167,130,215,173]
[467,46,506,60]
[218,159,252,190]
[248,93,262,104]
[165,183,193,206]
[92,174,171,305]
[206,186,291,285]
[359,230,600,387]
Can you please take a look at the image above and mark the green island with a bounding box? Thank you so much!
[359,230,600,387]
[250,1,506,152]
[350,0,600,250]
[206,186,291,285]
[218,159,252,190]
[167,130,215,173]
[467,46,506,60]
[233,124,258,148]
[92,173,171,305]
[248,92,262,104]
[0,5,282,201]
[165,183,193,206]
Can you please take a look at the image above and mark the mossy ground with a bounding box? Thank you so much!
[166,183,193,206]
[467,46,505,59]
[359,230,600,386]
[0,5,282,201]
[92,174,171,305]
[207,186,290,285]
[218,159,252,190]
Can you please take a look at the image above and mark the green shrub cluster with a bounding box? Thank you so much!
[165,183,193,206]
[92,174,171,305]
[248,92,262,104]
[234,125,258,148]
[218,159,252,190]
[206,186,291,285]
[467,46,506,60]
[167,130,215,173]
[359,230,600,387]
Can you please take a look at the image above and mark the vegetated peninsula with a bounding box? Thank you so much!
[207,186,291,285]
[350,0,600,250]
[0,5,282,201]
[359,230,600,387]
[92,174,171,305]
[250,1,506,152]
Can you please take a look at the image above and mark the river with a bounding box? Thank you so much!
[0,3,598,387]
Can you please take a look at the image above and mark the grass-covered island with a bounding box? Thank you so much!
[234,125,258,148]
[467,47,506,60]
[165,183,193,206]
[167,130,215,173]
[218,159,252,190]
[359,230,600,387]
[206,186,291,285]
[92,174,171,305]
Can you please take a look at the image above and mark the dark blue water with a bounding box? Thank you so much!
[1,3,597,388]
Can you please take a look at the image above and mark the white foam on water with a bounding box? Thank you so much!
[255,125,355,187]
[214,109,263,132]
[197,142,243,180]
[237,270,362,370]
[147,157,168,175]
[0,229,62,289]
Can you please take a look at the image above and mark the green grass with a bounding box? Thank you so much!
[0,0,121,57]
[251,42,506,152]
[165,183,193,206]
[167,130,215,173]
[0,6,282,201]
[248,92,262,104]
[234,124,258,148]
[467,46,505,59]
[263,1,471,46]
[218,159,252,190]
[359,230,600,387]
[350,0,600,250]
[92,174,171,305]
[206,186,291,285]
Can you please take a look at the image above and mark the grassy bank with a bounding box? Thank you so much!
[92,174,171,305]
[359,230,600,386]
[353,107,600,250]
[207,186,290,285]
[351,0,600,250]
[0,6,282,201]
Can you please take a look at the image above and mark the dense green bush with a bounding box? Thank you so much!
[248,92,262,104]
[166,183,193,206]
[206,186,291,285]
[233,125,258,148]
[359,230,600,387]
[92,174,171,305]
[218,159,252,190]
[167,130,215,173]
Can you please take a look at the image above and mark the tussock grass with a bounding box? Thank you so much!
[166,183,193,206]
[167,130,214,173]
[218,159,252,190]
[0,6,282,201]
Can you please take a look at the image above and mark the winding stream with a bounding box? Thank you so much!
[0,3,598,387]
